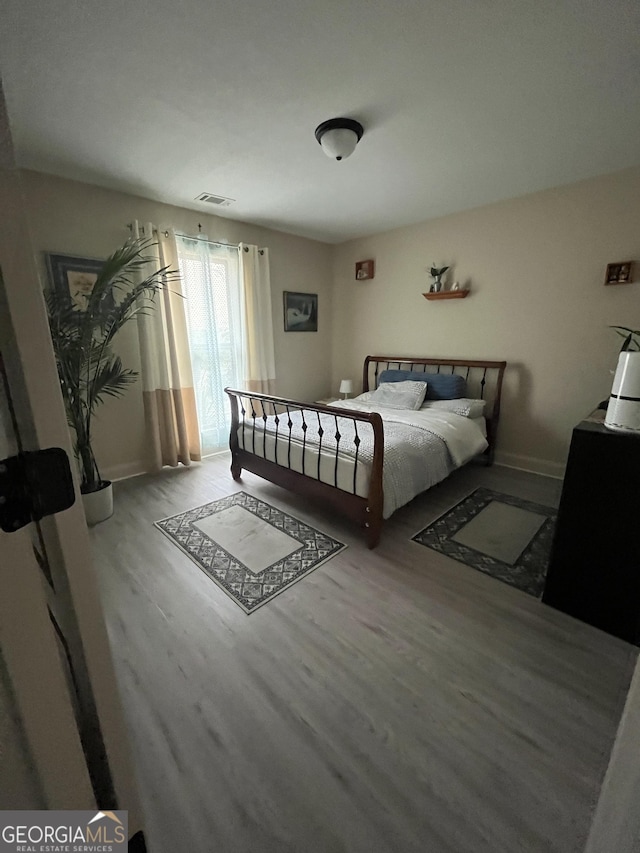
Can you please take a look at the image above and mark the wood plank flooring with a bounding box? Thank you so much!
[90,455,637,853]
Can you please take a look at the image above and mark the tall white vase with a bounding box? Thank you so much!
[605,351,640,433]
[81,481,113,525]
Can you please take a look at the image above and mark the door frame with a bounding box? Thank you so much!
[0,76,144,831]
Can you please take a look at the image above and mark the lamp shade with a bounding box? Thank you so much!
[339,379,353,396]
[315,118,364,161]
[605,352,640,432]
[319,128,358,160]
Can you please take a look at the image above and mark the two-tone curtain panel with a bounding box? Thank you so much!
[239,243,276,394]
[133,221,201,469]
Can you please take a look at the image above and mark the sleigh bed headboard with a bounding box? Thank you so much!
[362,355,507,464]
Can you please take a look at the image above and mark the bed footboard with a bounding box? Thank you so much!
[225,389,385,548]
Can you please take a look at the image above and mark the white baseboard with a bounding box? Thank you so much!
[104,451,564,484]
[103,461,147,483]
[494,450,565,480]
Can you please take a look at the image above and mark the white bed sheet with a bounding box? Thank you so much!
[237,400,487,518]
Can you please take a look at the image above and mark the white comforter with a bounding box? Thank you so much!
[334,400,487,466]
[238,401,488,518]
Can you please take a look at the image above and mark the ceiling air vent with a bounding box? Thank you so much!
[195,192,235,207]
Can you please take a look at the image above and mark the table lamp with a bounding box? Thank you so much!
[339,379,353,399]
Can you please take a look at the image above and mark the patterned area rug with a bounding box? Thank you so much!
[412,487,557,597]
[155,491,346,613]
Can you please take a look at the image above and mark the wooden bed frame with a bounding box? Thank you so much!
[225,355,506,548]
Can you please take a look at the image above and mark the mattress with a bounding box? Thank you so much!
[237,399,488,519]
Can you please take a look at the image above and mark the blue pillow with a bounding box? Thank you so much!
[378,369,466,400]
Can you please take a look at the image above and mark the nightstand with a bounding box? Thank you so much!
[315,397,340,406]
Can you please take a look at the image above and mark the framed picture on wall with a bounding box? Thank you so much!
[605,261,634,285]
[46,252,105,308]
[283,291,318,332]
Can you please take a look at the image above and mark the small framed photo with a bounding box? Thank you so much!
[284,291,318,332]
[46,252,105,307]
[605,261,633,286]
[355,259,375,281]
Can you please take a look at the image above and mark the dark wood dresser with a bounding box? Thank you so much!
[542,409,640,644]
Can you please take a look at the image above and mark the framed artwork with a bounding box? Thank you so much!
[46,252,105,307]
[605,261,634,286]
[355,259,375,280]
[283,291,318,332]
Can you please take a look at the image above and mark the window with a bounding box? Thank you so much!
[176,236,243,453]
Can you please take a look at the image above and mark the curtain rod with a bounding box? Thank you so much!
[126,223,263,254]
[176,233,265,255]
[175,233,241,250]
[125,222,237,247]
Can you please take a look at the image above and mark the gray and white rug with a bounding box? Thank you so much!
[412,487,557,596]
[155,491,346,613]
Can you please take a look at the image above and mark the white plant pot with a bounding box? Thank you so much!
[605,351,640,433]
[81,481,113,525]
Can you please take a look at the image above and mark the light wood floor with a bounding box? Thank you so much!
[90,455,637,853]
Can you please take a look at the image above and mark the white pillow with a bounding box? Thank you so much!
[368,380,427,410]
[421,397,486,418]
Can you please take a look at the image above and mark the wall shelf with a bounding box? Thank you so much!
[423,290,469,301]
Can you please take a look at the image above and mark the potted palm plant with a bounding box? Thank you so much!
[46,237,177,524]
[611,325,640,352]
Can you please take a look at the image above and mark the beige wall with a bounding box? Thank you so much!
[331,167,640,476]
[21,170,333,481]
[22,166,640,481]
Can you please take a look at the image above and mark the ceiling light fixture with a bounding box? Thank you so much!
[314,117,364,161]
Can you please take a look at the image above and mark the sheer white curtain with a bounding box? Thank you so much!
[176,236,277,453]
[239,244,276,394]
[134,222,201,470]
[176,236,244,453]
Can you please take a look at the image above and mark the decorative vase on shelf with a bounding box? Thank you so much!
[429,264,449,294]
[605,351,640,433]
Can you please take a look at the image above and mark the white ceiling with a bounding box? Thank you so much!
[2,0,640,243]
